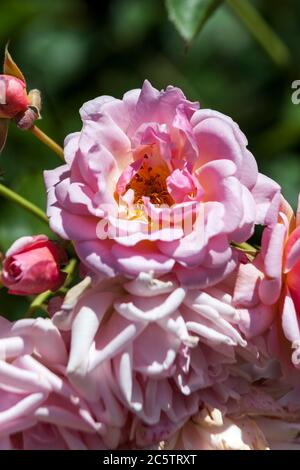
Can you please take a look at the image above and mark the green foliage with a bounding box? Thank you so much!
[166,0,290,66]
[166,0,224,42]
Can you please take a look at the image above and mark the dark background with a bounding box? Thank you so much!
[0,0,300,317]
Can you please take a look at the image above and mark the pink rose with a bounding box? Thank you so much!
[233,195,300,374]
[0,274,291,449]
[0,308,246,450]
[0,75,28,119]
[44,81,280,287]
[1,235,67,295]
[47,271,253,447]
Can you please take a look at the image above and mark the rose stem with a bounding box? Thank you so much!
[29,125,64,161]
[25,290,52,318]
[0,183,48,224]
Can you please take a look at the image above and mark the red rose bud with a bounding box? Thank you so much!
[1,235,67,295]
[0,75,29,119]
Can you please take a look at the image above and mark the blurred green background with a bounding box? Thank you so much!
[0,0,300,316]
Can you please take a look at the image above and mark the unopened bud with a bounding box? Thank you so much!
[0,74,28,119]
[1,235,68,295]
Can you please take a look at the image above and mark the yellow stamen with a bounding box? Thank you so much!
[125,160,174,207]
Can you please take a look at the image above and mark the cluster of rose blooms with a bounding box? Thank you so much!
[1,75,300,450]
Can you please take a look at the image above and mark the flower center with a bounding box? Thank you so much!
[125,159,174,207]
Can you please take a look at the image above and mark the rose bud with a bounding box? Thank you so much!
[0,48,42,153]
[0,75,29,119]
[1,235,67,295]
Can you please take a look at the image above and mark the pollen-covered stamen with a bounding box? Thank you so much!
[125,159,174,207]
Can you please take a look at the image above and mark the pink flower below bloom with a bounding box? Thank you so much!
[47,271,257,447]
[0,270,297,450]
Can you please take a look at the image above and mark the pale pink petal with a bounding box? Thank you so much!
[252,173,281,226]
[233,263,261,308]
[67,292,115,375]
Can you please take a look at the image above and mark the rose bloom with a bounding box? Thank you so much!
[0,270,255,450]
[46,270,259,448]
[45,81,280,287]
[233,195,300,382]
[0,273,289,450]
[1,235,67,295]
[0,75,28,119]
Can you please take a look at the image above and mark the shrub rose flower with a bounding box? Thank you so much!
[46,271,257,447]
[0,251,294,450]
[1,235,67,295]
[233,195,300,374]
[0,312,282,450]
[45,81,280,287]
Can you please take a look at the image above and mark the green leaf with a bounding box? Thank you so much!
[166,0,224,42]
